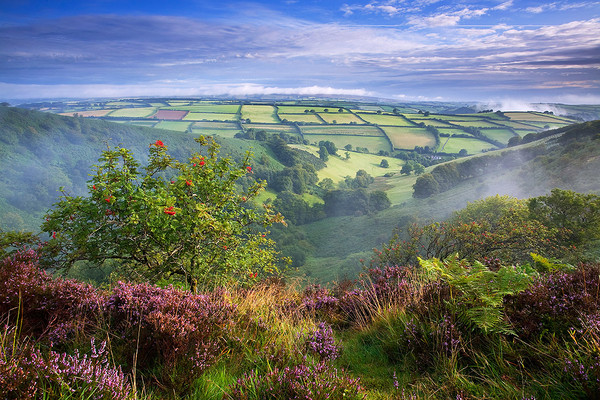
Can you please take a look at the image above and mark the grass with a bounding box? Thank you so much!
[357,113,415,126]
[504,112,575,123]
[440,136,498,154]
[301,125,383,136]
[242,123,298,133]
[318,113,364,124]
[382,127,436,150]
[184,112,239,121]
[241,105,279,123]
[191,128,241,138]
[107,107,157,118]
[165,104,241,113]
[278,113,323,123]
[59,110,114,117]
[290,145,403,183]
[447,120,505,128]
[277,106,337,113]
[482,129,519,144]
[192,121,239,129]
[301,135,392,154]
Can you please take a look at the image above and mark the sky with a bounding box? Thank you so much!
[0,0,599,104]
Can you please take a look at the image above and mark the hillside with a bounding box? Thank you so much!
[0,106,278,231]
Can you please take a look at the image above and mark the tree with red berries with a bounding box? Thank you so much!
[42,137,286,288]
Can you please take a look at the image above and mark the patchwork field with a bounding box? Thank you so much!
[410,119,454,127]
[382,127,436,150]
[192,122,239,130]
[481,129,518,144]
[300,125,383,136]
[108,107,157,118]
[191,128,240,138]
[357,113,415,126]
[505,112,573,123]
[447,120,504,128]
[277,106,339,113]
[302,134,392,154]
[318,113,364,124]
[165,104,240,113]
[241,105,279,123]
[278,113,323,124]
[153,109,188,120]
[60,110,114,117]
[184,112,238,121]
[441,137,499,154]
[242,123,298,134]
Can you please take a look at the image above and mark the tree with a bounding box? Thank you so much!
[42,137,286,288]
[413,173,439,198]
[400,162,414,175]
[380,159,389,168]
[458,149,468,156]
[318,140,338,156]
[318,146,329,162]
[413,163,425,175]
[344,144,353,151]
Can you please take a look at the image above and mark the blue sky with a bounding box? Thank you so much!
[1,0,599,104]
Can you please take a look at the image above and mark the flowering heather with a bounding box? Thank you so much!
[505,263,600,338]
[227,360,365,400]
[0,337,131,400]
[0,249,104,346]
[106,281,236,392]
[303,322,340,361]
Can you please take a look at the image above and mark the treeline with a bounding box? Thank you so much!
[412,120,600,198]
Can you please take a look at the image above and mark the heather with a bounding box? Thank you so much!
[2,247,600,399]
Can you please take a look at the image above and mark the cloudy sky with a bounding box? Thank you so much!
[1,0,599,103]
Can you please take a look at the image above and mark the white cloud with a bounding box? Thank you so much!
[493,1,513,10]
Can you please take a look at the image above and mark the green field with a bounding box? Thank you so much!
[440,136,499,154]
[300,125,383,136]
[278,113,323,124]
[357,113,415,126]
[412,119,454,127]
[128,120,159,127]
[438,128,469,136]
[505,112,574,123]
[165,104,241,113]
[154,121,192,131]
[482,129,519,143]
[184,112,238,121]
[318,113,364,124]
[241,105,279,123]
[277,106,338,113]
[107,107,157,118]
[242,123,298,134]
[382,127,436,150]
[501,121,540,130]
[291,144,404,182]
[192,121,239,129]
[302,134,392,154]
[447,120,504,128]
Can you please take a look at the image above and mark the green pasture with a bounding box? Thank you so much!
[105,101,143,107]
[350,105,384,111]
[192,122,239,130]
[470,112,510,120]
[504,112,571,123]
[413,119,454,127]
[438,128,469,135]
[318,113,364,124]
[447,120,505,128]
[302,134,391,154]
[382,127,436,150]
[241,105,279,123]
[154,121,192,132]
[242,123,297,134]
[149,102,169,107]
[292,144,403,182]
[167,101,192,106]
[521,121,571,129]
[501,120,540,130]
[184,112,238,121]
[357,113,415,126]
[300,125,383,136]
[440,136,499,154]
[165,104,241,113]
[278,113,323,124]
[277,106,338,113]
[107,107,157,118]
[481,129,518,144]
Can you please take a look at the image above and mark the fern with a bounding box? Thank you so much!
[419,254,538,335]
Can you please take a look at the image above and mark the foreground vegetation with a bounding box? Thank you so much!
[2,140,600,398]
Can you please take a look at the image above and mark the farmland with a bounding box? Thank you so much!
[25,98,580,157]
